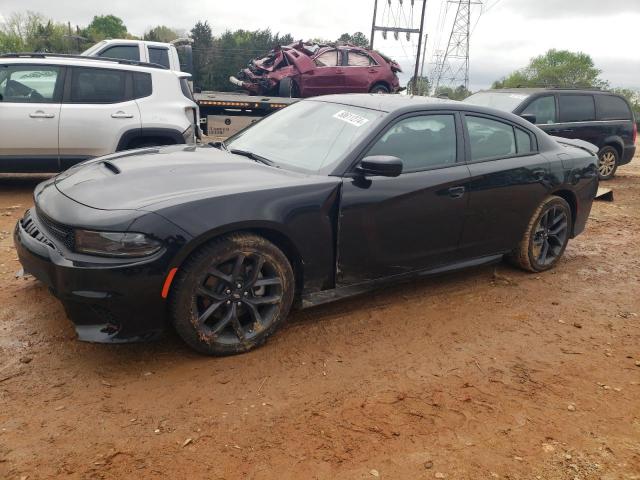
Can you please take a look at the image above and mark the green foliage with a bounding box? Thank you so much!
[0,11,80,53]
[86,15,128,41]
[144,26,178,43]
[435,85,472,100]
[407,76,430,96]
[338,32,369,48]
[493,49,608,89]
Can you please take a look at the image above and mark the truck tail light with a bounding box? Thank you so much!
[633,121,637,145]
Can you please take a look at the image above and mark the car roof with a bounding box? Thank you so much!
[312,93,455,113]
[0,54,169,73]
[476,88,617,96]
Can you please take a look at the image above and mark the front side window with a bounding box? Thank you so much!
[347,51,375,67]
[225,100,385,174]
[522,96,556,124]
[558,95,596,123]
[149,47,170,68]
[367,115,457,172]
[466,116,516,161]
[314,50,339,67]
[0,65,61,103]
[99,45,140,62]
[596,95,632,121]
[70,67,127,103]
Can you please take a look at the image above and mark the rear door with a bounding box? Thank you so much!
[459,113,551,257]
[342,49,377,93]
[337,112,471,285]
[58,66,141,168]
[553,94,600,146]
[0,63,63,171]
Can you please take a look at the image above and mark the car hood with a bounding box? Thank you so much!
[54,145,319,211]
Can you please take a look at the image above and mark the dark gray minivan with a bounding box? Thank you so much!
[464,88,637,179]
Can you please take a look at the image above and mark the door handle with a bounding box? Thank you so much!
[448,186,466,198]
[111,111,134,119]
[29,111,55,118]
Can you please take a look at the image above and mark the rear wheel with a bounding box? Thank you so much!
[597,146,619,180]
[170,234,295,355]
[507,196,572,273]
[369,83,390,94]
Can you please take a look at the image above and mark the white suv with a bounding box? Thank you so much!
[0,53,199,173]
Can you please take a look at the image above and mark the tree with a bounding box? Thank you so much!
[407,76,430,96]
[144,25,178,43]
[86,15,128,41]
[190,21,213,89]
[338,32,369,47]
[435,85,472,100]
[493,49,608,89]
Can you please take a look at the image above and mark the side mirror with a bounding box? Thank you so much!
[520,113,537,124]
[357,155,403,177]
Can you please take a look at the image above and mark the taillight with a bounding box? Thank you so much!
[633,121,637,144]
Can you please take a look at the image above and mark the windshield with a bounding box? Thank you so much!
[225,100,385,174]
[463,91,530,112]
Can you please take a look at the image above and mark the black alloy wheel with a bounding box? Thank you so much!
[171,234,294,355]
[508,196,572,273]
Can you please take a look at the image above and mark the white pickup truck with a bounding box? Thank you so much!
[82,39,190,73]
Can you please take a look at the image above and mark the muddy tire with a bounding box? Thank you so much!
[170,234,295,355]
[507,196,572,273]
[597,146,619,180]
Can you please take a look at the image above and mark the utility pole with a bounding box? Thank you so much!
[370,0,378,49]
[412,1,427,93]
[419,33,429,77]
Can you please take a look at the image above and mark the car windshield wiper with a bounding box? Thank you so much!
[209,140,227,151]
[229,148,277,167]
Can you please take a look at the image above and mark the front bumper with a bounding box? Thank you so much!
[14,209,172,343]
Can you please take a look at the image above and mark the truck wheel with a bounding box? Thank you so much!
[278,77,300,98]
[597,146,618,180]
[507,196,572,273]
[170,233,295,355]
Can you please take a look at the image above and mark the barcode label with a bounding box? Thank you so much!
[333,110,370,127]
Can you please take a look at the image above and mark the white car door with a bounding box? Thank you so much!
[0,63,62,171]
[58,66,140,169]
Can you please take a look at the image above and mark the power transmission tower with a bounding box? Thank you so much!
[432,0,481,94]
[369,0,427,91]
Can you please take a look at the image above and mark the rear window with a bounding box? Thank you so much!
[133,72,152,99]
[149,47,170,68]
[463,91,530,112]
[99,45,140,62]
[558,95,596,122]
[70,67,126,103]
[596,95,632,121]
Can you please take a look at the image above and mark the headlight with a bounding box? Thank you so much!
[75,230,162,257]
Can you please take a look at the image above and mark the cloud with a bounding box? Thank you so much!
[504,0,640,18]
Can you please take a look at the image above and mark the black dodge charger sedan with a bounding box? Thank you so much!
[15,94,599,355]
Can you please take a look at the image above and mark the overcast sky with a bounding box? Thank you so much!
[1,0,639,90]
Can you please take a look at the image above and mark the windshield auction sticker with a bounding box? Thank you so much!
[333,110,370,127]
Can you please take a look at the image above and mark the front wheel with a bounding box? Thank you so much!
[507,196,572,273]
[170,234,295,355]
[597,146,619,180]
[369,83,390,94]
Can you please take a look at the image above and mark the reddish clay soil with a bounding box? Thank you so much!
[1,153,639,480]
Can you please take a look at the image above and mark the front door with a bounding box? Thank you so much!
[58,66,140,168]
[337,112,471,285]
[302,49,345,96]
[0,63,63,171]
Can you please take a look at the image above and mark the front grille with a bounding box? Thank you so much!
[35,207,75,250]
[20,210,57,251]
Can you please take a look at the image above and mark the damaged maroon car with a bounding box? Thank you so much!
[230,41,402,98]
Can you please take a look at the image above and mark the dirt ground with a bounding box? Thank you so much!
[1,151,639,480]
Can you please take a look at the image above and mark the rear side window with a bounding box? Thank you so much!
[99,45,140,62]
[133,72,152,99]
[596,95,632,120]
[0,64,62,103]
[521,96,556,124]
[559,95,596,123]
[180,77,194,101]
[149,47,170,68]
[466,116,516,161]
[347,51,375,67]
[70,67,127,103]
